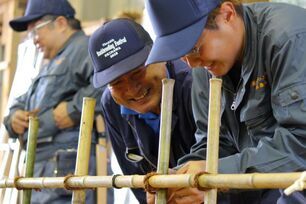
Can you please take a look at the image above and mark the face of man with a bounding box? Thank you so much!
[182,2,244,77]
[108,63,167,115]
[27,17,63,59]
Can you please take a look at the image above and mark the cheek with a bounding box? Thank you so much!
[110,90,126,105]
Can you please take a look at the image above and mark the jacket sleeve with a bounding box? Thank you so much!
[66,49,103,122]
[3,93,27,138]
[101,90,146,203]
[218,33,306,173]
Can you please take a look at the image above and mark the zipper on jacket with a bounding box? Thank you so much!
[231,93,237,110]
[127,120,157,169]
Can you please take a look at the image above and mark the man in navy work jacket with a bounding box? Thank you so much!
[88,18,196,204]
[4,0,103,203]
[144,0,306,203]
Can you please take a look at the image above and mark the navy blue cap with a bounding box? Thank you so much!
[88,19,153,88]
[9,0,75,32]
[145,0,221,65]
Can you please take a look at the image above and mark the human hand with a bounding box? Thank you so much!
[53,101,75,129]
[11,109,39,134]
[146,192,155,204]
[167,160,206,204]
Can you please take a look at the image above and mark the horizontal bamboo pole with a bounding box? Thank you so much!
[0,173,305,191]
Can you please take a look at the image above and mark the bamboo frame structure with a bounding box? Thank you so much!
[72,97,96,204]
[156,79,175,204]
[0,172,305,191]
[205,77,222,204]
[23,116,39,204]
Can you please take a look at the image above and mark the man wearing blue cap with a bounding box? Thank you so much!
[3,0,102,203]
[145,0,306,203]
[88,18,197,203]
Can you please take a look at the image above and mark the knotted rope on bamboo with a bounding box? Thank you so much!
[144,172,160,194]
[111,174,122,189]
[284,171,306,195]
[194,172,210,191]
[64,174,87,190]
[14,176,25,190]
[13,176,41,191]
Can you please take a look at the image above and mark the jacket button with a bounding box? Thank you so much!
[290,91,299,100]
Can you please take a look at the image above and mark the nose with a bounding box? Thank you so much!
[125,79,142,95]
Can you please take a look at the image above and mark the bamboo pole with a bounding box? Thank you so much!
[205,78,222,204]
[1,172,305,190]
[72,98,96,204]
[23,116,39,204]
[95,114,107,204]
[155,79,175,204]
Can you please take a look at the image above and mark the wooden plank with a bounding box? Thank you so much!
[3,140,21,203]
[0,143,13,202]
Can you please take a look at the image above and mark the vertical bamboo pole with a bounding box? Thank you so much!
[204,78,222,204]
[23,116,39,204]
[155,79,175,204]
[71,97,96,204]
[95,114,107,204]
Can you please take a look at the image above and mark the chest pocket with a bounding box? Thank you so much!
[239,86,277,142]
[39,60,70,101]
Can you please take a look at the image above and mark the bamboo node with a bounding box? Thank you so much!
[144,172,160,194]
[194,171,210,191]
[111,174,122,189]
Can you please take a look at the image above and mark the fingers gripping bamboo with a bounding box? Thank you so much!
[23,116,39,204]
[72,98,96,204]
[155,79,175,204]
[205,78,222,204]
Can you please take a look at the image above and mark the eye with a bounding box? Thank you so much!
[109,79,122,87]
[131,68,145,80]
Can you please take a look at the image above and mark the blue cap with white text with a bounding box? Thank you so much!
[88,19,153,88]
[145,0,220,65]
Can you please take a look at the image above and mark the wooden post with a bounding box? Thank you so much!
[155,79,175,204]
[23,116,39,204]
[204,78,222,204]
[71,97,96,204]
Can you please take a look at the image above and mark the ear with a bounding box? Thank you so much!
[218,2,237,23]
[54,16,69,31]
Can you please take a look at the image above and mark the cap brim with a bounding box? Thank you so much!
[93,45,151,88]
[9,14,43,32]
[146,16,207,65]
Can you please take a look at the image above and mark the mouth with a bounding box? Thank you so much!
[130,88,150,102]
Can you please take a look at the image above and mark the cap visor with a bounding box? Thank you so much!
[93,45,151,88]
[9,14,43,32]
[146,16,207,65]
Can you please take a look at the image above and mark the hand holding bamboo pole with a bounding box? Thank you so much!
[71,98,96,204]
[155,79,175,204]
